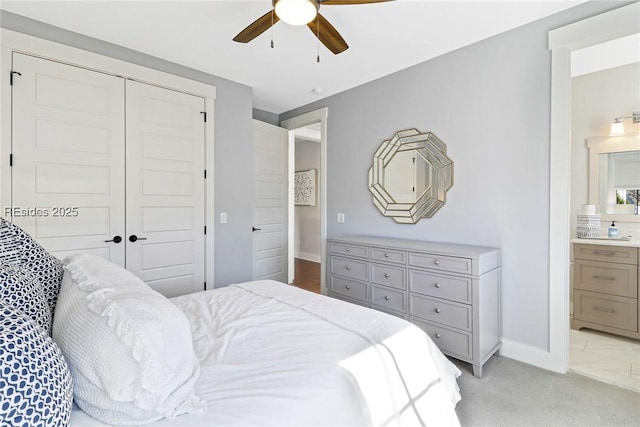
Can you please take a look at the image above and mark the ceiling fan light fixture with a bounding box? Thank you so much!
[275,0,319,26]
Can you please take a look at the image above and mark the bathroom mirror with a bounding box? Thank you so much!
[588,134,640,222]
[368,129,453,223]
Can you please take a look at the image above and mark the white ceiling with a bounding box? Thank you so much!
[1,0,588,113]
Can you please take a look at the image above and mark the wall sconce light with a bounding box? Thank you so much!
[610,111,640,136]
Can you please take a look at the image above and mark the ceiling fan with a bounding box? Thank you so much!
[233,0,394,55]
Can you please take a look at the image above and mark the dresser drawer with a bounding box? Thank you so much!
[410,294,472,331]
[574,244,638,265]
[330,276,368,303]
[371,248,407,265]
[332,293,369,308]
[375,306,409,320]
[371,263,406,290]
[574,259,638,298]
[330,242,368,259]
[411,318,472,359]
[574,290,638,332]
[409,252,472,275]
[371,285,406,313]
[409,270,472,303]
[330,256,368,281]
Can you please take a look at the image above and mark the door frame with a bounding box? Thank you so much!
[0,29,216,290]
[281,108,328,294]
[543,2,640,373]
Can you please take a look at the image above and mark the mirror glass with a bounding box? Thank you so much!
[598,150,640,215]
[368,129,453,224]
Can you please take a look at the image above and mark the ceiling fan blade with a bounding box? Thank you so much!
[307,13,349,54]
[233,10,279,43]
[320,0,394,5]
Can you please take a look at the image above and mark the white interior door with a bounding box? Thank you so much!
[125,80,205,297]
[252,120,288,282]
[10,53,126,264]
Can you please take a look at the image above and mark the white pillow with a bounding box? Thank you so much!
[52,254,205,425]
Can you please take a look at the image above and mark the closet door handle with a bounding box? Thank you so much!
[252,227,261,232]
[129,235,147,243]
[105,236,122,244]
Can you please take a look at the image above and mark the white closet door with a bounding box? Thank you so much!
[11,53,126,264]
[125,80,205,297]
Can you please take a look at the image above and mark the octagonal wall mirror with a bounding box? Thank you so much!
[368,129,453,224]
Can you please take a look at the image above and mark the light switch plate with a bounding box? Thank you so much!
[337,213,345,223]
[220,212,227,223]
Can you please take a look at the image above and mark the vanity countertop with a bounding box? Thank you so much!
[571,237,640,248]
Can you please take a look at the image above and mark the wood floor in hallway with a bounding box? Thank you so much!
[291,258,321,294]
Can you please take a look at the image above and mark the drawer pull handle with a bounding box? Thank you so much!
[384,253,390,258]
[435,333,441,339]
[434,283,441,288]
[593,251,615,256]
[434,260,440,265]
[384,273,390,278]
[435,308,441,314]
[384,296,390,301]
[345,266,351,271]
[593,275,615,281]
[345,248,350,252]
[594,307,615,314]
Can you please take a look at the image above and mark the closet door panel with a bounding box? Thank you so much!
[11,53,126,265]
[125,80,205,297]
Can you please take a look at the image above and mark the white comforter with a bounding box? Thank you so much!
[71,280,461,426]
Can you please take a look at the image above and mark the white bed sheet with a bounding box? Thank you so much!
[71,280,461,426]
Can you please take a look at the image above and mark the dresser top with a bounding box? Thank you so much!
[329,235,500,258]
[571,238,640,248]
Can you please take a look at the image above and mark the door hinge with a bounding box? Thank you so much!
[204,169,207,179]
[204,225,207,235]
[9,71,21,86]
[200,111,207,122]
[204,281,207,290]
[9,154,13,167]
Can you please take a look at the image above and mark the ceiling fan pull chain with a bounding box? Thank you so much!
[316,18,320,63]
[271,9,275,48]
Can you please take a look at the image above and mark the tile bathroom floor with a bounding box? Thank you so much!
[570,328,640,392]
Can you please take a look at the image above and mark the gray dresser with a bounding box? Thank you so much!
[328,235,501,377]
[572,243,639,340]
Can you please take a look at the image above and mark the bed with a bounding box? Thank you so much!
[0,218,462,427]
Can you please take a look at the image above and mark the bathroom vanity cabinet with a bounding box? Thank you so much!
[572,243,640,340]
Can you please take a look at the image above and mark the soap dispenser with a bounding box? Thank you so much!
[608,221,618,238]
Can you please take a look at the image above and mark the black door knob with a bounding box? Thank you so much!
[105,235,122,243]
[252,227,262,232]
[129,235,148,242]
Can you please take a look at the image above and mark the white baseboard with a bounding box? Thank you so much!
[295,251,321,263]
[500,339,564,374]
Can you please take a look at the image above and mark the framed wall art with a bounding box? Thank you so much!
[294,169,317,206]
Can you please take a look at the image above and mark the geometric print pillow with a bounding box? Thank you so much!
[0,263,52,335]
[0,218,63,315]
[0,300,73,427]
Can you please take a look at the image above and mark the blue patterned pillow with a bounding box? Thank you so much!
[0,263,51,335]
[0,300,73,427]
[0,218,63,315]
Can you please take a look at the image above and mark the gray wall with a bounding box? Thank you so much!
[253,108,280,126]
[0,10,254,287]
[281,1,631,351]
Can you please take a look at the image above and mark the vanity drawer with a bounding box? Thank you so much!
[409,270,472,303]
[371,285,406,313]
[409,252,472,275]
[330,242,368,259]
[411,317,472,360]
[330,256,368,282]
[574,290,638,332]
[371,248,407,265]
[330,276,368,303]
[574,244,638,266]
[371,263,406,290]
[410,294,472,331]
[574,260,638,298]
